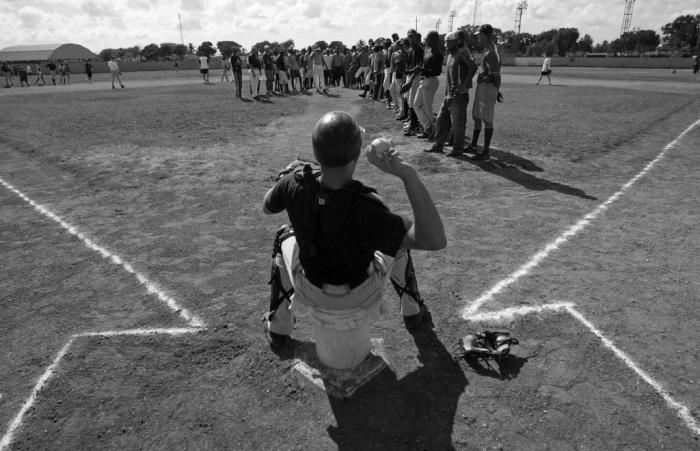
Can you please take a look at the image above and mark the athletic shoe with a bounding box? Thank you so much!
[472,149,490,161]
[423,145,443,153]
[403,304,428,330]
[463,144,478,154]
[446,149,464,157]
[263,318,289,349]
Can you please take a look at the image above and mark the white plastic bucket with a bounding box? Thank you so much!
[311,308,371,369]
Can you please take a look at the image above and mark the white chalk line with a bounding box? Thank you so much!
[460,118,700,319]
[0,327,202,451]
[0,177,205,329]
[464,302,699,436]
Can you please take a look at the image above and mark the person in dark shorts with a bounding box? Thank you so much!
[85,60,93,83]
[262,111,446,347]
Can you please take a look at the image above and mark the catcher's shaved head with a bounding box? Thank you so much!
[312,111,362,168]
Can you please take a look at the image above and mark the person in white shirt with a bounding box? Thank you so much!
[536,53,552,85]
[107,58,124,89]
[199,55,212,85]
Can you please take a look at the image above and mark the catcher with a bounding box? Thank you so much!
[262,111,446,348]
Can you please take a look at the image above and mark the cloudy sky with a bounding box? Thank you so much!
[0,0,697,52]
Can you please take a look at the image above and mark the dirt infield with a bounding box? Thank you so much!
[1,67,699,450]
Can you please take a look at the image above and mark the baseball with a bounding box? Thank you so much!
[370,137,392,160]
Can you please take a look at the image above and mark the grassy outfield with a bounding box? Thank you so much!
[1,68,699,449]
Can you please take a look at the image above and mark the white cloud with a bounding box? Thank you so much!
[0,0,697,51]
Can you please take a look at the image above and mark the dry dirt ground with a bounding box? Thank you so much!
[1,66,699,450]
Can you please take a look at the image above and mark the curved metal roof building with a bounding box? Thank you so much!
[0,43,98,62]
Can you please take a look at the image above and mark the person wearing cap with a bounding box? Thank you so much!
[468,24,503,160]
[286,50,302,92]
[230,48,243,99]
[261,111,446,348]
[411,30,443,140]
[425,31,478,156]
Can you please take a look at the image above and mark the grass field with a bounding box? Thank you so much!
[1,66,699,450]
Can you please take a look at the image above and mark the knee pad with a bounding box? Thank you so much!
[390,249,423,305]
[268,225,295,315]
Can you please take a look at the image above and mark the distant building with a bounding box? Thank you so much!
[0,43,98,62]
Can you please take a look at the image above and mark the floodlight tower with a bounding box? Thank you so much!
[515,2,528,35]
[473,0,482,27]
[448,10,457,32]
[436,18,441,32]
[620,0,635,35]
[178,13,184,45]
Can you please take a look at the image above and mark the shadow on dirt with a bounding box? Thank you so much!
[450,149,597,200]
[460,354,528,380]
[326,321,469,450]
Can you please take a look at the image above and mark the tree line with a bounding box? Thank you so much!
[98,13,698,61]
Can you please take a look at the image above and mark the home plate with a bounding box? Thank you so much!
[291,338,389,398]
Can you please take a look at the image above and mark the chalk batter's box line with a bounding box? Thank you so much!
[0,176,205,329]
[464,302,700,436]
[460,118,700,319]
[0,327,203,451]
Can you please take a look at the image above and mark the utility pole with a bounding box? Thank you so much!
[178,13,184,45]
[436,18,441,33]
[448,10,457,33]
[620,0,635,35]
[515,2,528,35]
[415,16,418,32]
[473,0,482,27]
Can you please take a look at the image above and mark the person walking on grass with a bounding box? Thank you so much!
[107,57,125,89]
[46,60,57,85]
[34,63,46,85]
[468,24,503,161]
[199,54,212,85]
[63,62,71,85]
[262,111,446,348]
[85,60,93,83]
[2,61,14,88]
[262,45,275,95]
[311,46,328,93]
[424,31,478,156]
[221,56,231,83]
[18,65,30,87]
[536,52,552,85]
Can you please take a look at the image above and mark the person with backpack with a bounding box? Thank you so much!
[262,111,446,348]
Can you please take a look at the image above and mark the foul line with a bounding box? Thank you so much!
[464,302,699,436]
[461,118,700,319]
[0,177,204,328]
[0,327,202,451]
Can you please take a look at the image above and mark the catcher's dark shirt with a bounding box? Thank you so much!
[265,172,407,285]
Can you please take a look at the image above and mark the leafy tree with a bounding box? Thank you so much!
[661,14,699,51]
[99,49,115,61]
[355,39,366,49]
[328,40,346,51]
[197,41,217,57]
[173,44,188,59]
[553,27,580,55]
[141,43,160,61]
[577,34,593,53]
[592,40,610,53]
[160,43,174,59]
[633,29,661,53]
[127,46,141,61]
[280,39,295,51]
[313,40,329,51]
[216,41,242,58]
[187,43,195,54]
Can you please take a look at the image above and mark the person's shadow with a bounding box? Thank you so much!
[451,148,597,200]
[325,317,469,450]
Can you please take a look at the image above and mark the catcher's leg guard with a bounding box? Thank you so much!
[265,225,295,335]
[390,249,424,317]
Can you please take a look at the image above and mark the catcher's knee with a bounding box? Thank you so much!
[268,225,295,315]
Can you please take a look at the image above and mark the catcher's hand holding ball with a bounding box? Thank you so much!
[365,137,416,181]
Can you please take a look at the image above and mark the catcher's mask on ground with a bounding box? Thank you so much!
[312,111,362,168]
